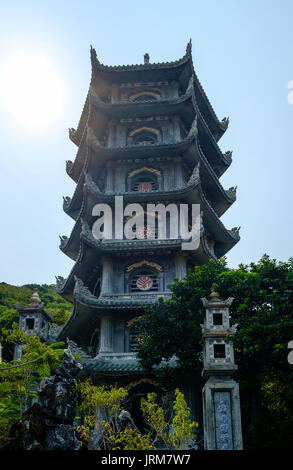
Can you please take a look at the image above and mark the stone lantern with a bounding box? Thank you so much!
[14,289,52,360]
[201,288,243,450]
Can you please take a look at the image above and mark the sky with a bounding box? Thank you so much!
[0,0,292,286]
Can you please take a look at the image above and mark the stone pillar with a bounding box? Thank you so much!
[174,254,187,280]
[170,80,179,98]
[107,120,116,147]
[172,116,181,143]
[174,157,184,188]
[99,315,114,354]
[105,162,115,193]
[114,165,126,193]
[201,290,243,450]
[100,259,114,295]
[110,84,119,103]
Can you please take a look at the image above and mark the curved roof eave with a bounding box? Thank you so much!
[63,132,237,222]
[71,41,228,146]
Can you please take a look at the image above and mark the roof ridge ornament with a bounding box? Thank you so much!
[186,38,192,55]
[187,115,198,138]
[59,235,68,250]
[74,276,97,300]
[90,45,100,66]
[188,161,200,185]
[63,196,71,210]
[226,186,237,198]
[224,150,233,161]
[221,116,229,129]
[229,226,241,238]
[210,283,220,299]
[144,53,150,65]
[68,127,77,143]
[55,275,66,290]
[30,288,41,304]
[66,160,73,175]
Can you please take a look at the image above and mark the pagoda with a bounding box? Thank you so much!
[56,41,240,423]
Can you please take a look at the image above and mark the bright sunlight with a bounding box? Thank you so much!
[0,51,64,129]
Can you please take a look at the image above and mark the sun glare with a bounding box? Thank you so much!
[0,52,64,129]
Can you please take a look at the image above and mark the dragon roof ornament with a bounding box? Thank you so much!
[74,276,97,301]
[188,162,200,185]
[55,275,66,290]
[228,226,241,238]
[84,172,102,193]
[59,235,68,249]
[187,116,198,138]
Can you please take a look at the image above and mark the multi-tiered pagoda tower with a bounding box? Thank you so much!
[56,41,239,411]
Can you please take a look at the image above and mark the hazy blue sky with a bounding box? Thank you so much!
[0,0,292,285]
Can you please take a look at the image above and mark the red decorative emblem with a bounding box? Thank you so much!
[138,141,151,146]
[137,226,152,239]
[138,182,152,192]
[136,276,153,291]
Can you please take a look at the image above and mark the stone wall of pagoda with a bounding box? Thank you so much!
[102,156,189,194]
[105,79,180,103]
[98,254,187,298]
[106,115,184,148]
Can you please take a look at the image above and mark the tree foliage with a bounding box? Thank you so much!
[0,324,64,441]
[0,282,71,360]
[136,255,293,448]
[75,380,198,450]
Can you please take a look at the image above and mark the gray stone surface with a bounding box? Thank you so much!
[201,294,243,450]
[3,348,83,451]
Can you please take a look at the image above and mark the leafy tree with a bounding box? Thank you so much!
[141,389,198,449]
[0,324,64,442]
[75,380,198,450]
[137,255,293,448]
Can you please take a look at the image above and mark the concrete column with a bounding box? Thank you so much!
[174,158,184,188]
[116,123,126,146]
[170,80,179,98]
[105,162,115,193]
[172,116,181,143]
[110,84,119,103]
[99,316,113,353]
[107,121,116,147]
[179,203,189,239]
[174,254,187,280]
[114,165,126,193]
[100,259,114,295]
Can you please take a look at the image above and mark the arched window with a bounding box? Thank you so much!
[133,131,157,145]
[128,90,161,102]
[127,167,161,192]
[127,126,161,146]
[131,171,158,192]
[125,261,163,293]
